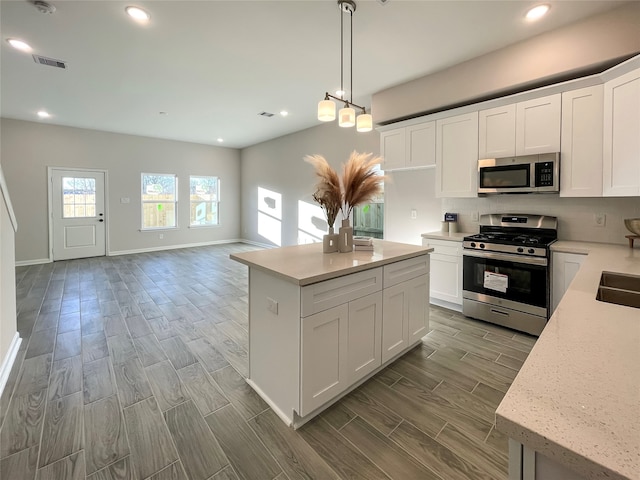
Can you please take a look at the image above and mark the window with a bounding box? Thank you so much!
[141,173,177,229]
[62,176,96,218]
[190,176,220,226]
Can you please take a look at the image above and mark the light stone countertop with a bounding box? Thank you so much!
[421,231,474,242]
[230,240,433,286]
[496,241,640,480]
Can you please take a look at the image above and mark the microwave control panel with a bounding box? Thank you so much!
[535,162,555,187]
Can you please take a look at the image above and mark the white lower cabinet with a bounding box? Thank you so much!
[382,274,429,363]
[551,252,587,313]
[347,292,383,384]
[301,303,349,415]
[509,440,588,480]
[423,238,463,309]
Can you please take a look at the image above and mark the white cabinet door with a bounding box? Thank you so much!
[551,252,586,313]
[407,274,429,344]
[300,304,349,416]
[381,275,429,363]
[380,129,406,171]
[479,104,516,158]
[429,254,462,305]
[436,111,479,198]
[515,94,561,155]
[407,122,436,168]
[560,86,604,197]
[381,282,408,363]
[603,68,640,196]
[347,292,382,384]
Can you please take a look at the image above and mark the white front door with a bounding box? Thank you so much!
[51,169,106,261]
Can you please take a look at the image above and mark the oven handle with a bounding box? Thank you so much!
[463,249,548,266]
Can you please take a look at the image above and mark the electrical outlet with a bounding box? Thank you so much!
[159,233,164,239]
[411,209,417,219]
[593,213,606,227]
[267,297,278,315]
[472,211,479,222]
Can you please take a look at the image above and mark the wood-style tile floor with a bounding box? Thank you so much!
[0,243,536,480]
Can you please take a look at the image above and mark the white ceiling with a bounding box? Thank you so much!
[0,0,626,148]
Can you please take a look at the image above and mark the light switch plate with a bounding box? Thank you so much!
[267,297,278,315]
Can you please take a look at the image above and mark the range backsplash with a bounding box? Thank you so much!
[442,195,640,245]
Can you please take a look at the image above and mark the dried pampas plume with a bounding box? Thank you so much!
[341,151,385,219]
[304,154,342,229]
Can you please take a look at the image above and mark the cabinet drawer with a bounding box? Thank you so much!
[426,239,461,257]
[383,255,430,288]
[301,268,382,317]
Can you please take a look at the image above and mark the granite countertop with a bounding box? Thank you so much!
[230,240,433,286]
[496,241,640,480]
[421,231,474,242]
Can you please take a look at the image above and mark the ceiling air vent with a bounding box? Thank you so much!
[258,111,274,117]
[32,55,67,69]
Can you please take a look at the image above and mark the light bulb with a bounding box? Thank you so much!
[356,113,372,132]
[318,99,336,122]
[338,107,355,127]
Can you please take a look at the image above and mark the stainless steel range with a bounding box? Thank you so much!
[462,214,557,336]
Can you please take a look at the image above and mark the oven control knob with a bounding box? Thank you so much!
[528,248,535,254]
[517,247,524,253]
[470,242,476,248]
[480,243,485,249]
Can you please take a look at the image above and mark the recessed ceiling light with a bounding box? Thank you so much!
[335,89,346,97]
[217,138,224,143]
[37,110,51,118]
[526,4,550,20]
[125,6,150,22]
[280,111,289,117]
[7,38,32,52]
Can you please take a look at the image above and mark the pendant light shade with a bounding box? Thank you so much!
[318,99,336,122]
[317,0,372,132]
[339,106,355,127]
[356,113,372,132]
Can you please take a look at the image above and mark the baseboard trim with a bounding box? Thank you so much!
[15,258,51,267]
[17,239,270,265]
[430,297,463,313]
[108,239,245,257]
[0,333,22,397]
[240,239,275,249]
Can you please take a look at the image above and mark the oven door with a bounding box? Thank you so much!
[462,250,548,311]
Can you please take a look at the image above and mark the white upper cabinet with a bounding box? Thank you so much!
[603,68,640,196]
[380,121,435,171]
[560,85,604,197]
[407,122,436,168]
[380,129,406,171]
[478,94,561,159]
[436,112,479,198]
[478,104,516,158]
[515,94,561,155]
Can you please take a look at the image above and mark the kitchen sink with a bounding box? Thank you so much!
[596,271,640,309]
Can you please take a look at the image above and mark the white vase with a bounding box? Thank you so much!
[323,227,339,253]
[338,219,353,253]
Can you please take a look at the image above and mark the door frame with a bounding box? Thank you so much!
[47,166,110,262]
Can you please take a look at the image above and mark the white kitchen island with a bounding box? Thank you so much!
[231,240,433,428]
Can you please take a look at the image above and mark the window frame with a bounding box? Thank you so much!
[140,172,178,230]
[189,175,220,228]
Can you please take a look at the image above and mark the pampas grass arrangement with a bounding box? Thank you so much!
[305,151,385,226]
[304,154,342,229]
[341,151,385,220]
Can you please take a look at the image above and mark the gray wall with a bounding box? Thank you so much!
[373,2,640,124]
[240,123,379,247]
[1,119,241,263]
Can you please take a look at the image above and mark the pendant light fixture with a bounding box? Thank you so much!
[318,0,372,132]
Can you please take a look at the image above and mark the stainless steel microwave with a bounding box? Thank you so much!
[478,153,560,194]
